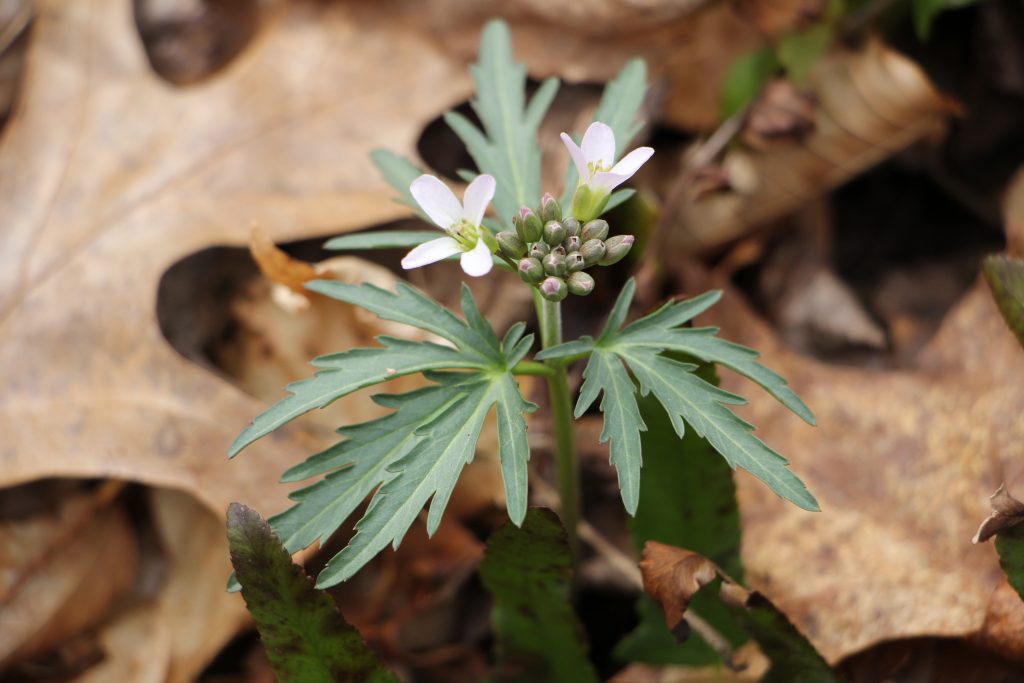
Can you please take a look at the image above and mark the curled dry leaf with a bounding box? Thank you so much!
[742,79,817,151]
[668,37,958,253]
[676,169,1024,663]
[974,485,1024,544]
[640,541,725,633]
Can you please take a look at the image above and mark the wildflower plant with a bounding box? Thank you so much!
[229,20,818,589]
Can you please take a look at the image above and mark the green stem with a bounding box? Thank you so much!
[512,361,556,377]
[536,293,580,555]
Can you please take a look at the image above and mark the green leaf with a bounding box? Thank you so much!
[983,255,1024,349]
[481,508,599,683]
[912,0,982,40]
[446,20,559,225]
[315,373,535,586]
[230,282,537,584]
[776,24,833,86]
[720,46,779,118]
[617,387,747,665]
[307,281,502,363]
[996,530,1024,601]
[324,230,440,251]
[226,503,398,683]
[544,278,818,512]
[575,349,646,514]
[561,59,648,205]
[271,385,461,554]
[229,338,475,457]
[369,149,430,221]
[729,592,839,683]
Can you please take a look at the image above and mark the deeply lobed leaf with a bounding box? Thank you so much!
[446,20,559,224]
[539,278,818,512]
[230,283,537,584]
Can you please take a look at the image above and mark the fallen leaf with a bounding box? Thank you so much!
[741,79,817,151]
[675,169,1024,662]
[668,37,956,253]
[0,491,137,666]
[640,542,724,633]
[638,542,838,681]
[974,485,1024,544]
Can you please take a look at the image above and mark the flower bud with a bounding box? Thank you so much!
[543,220,567,247]
[563,235,581,253]
[571,184,610,224]
[580,238,606,266]
[567,271,595,296]
[562,217,581,238]
[543,251,567,277]
[529,241,550,259]
[540,276,568,302]
[540,193,562,223]
[598,234,635,266]
[566,252,586,273]
[581,219,609,242]
[496,231,526,259]
[516,207,543,243]
[551,246,566,257]
[518,257,545,284]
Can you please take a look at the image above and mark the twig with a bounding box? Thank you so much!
[530,477,738,668]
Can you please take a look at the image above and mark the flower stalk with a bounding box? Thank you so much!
[536,291,581,556]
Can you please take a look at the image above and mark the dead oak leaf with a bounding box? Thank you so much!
[0,0,470,513]
[640,541,725,632]
[678,171,1024,663]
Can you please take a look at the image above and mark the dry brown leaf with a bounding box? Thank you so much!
[640,541,724,631]
[669,37,956,253]
[0,497,137,665]
[676,171,1024,663]
[0,0,473,514]
[741,79,817,151]
[75,606,170,683]
[974,485,1024,544]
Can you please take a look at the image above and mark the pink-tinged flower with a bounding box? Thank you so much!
[560,122,654,222]
[402,174,497,277]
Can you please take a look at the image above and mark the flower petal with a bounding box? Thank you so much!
[460,237,494,277]
[581,122,615,167]
[401,236,462,270]
[462,174,496,227]
[410,174,463,229]
[610,146,654,179]
[560,132,588,179]
[589,171,629,192]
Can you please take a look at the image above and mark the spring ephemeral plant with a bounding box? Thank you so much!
[228,20,818,589]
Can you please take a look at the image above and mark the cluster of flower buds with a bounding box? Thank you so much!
[495,193,635,302]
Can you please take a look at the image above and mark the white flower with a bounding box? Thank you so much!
[402,174,497,277]
[560,122,654,222]
[560,122,654,192]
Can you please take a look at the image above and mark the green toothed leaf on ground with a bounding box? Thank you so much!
[983,255,1024,349]
[226,503,398,683]
[481,508,599,683]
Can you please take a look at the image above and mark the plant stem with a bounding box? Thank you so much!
[536,292,581,555]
